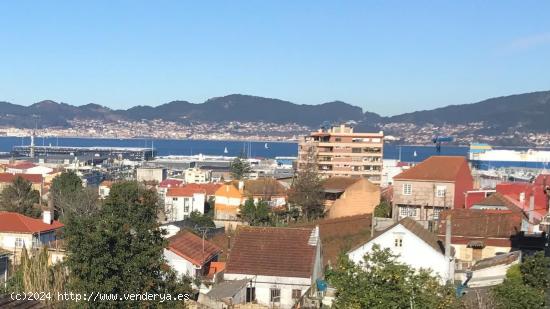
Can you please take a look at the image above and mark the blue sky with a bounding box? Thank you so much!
[1,1,549,115]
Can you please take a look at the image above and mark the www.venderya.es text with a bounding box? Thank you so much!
[11,292,190,303]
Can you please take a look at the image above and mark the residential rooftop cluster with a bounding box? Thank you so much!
[1,123,550,308]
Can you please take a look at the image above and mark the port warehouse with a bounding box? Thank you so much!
[469,143,550,170]
[12,145,155,161]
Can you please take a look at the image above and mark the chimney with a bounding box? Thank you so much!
[238,181,244,192]
[42,209,52,225]
[444,214,453,283]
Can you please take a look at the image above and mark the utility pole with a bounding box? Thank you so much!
[445,214,453,283]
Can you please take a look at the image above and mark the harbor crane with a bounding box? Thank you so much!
[432,136,454,154]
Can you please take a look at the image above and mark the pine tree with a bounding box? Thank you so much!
[0,176,41,218]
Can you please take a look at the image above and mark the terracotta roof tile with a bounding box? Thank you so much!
[0,173,43,183]
[7,162,37,170]
[159,179,184,188]
[437,209,522,240]
[322,177,360,191]
[394,156,469,182]
[0,211,64,234]
[168,230,221,266]
[226,226,317,278]
[244,178,287,196]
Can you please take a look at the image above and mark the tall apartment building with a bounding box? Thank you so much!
[297,124,384,184]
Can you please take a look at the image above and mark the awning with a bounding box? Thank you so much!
[467,240,485,249]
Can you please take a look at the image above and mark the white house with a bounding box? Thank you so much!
[184,168,212,184]
[0,211,64,259]
[466,251,521,288]
[98,180,114,199]
[348,217,454,283]
[164,187,207,222]
[164,230,221,280]
[224,226,323,309]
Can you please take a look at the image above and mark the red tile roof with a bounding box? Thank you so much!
[185,183,222,196]
[226,226,317,278]
[7,162,37,170]
[166,186,206,197]
[168,230,221,266]
[0,173,43,184]
[437,209,522,246]
[322,177,360,191]
[394,156,469,182]
[0,212,64,234]
[159,179,184,188]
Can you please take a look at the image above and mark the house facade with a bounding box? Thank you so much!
[393,156,473,221]
[214,179,287,221]
[165,187,207,222]
[164,230,221,280]
[0,211,64,262]
[184,168,212,184]
[348,217,453,282]
[224,226,323,309]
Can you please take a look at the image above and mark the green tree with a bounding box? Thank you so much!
[326,244,457,309]
[520,251,550,290]
[50,171,86,219]
[0,176,41,218]
[65,181,191,308]
[373,201,392,218]
[188,210,215,231]
[491,252,550,309]
[230,156,252,180]
[288,156,324,219]
[239,197,271,226]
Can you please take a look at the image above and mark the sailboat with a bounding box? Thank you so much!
[413,150,417,157]
[264,143,269,150]
[224,147,228,154]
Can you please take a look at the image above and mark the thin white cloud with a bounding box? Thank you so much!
[508,32,550,51]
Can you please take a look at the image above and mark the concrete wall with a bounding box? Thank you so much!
[348,224,452,282]
[223,274,311,309]
[164,248,199,279]
[453,244,510,263]
[136,168,166,183]
[327,178,380,219]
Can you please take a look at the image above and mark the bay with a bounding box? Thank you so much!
[0,136,468,162]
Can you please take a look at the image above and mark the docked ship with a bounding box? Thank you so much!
[469,143,550,170]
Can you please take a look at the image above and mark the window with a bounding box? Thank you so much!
[15,238,23,247]
[394,235,403,247]
[399,206,417,217]
[433,208,443,220]
[335,137,341,142]
[270,288,281,303]
[403,183,412,195]
[184,198,190,212]
[292,289,302,300]
[436,185,446,197]
[172,197,178,201]
[352,148,362,153]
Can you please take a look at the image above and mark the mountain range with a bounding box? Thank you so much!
[1,91,549,133]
